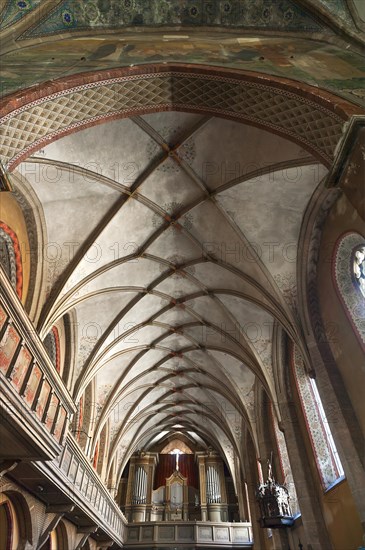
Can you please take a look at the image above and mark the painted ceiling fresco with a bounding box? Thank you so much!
[0,0,42,30]
[19,0,324,36]
[0,0,344,34]
[0,0,364,105]
[1,0,362,34]
[0,35,364,105]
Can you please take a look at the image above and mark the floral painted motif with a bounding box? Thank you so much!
[292,345,339,489]
[253,337,273,380]
[146,127,196,174]
[0,222,23,298]
[45,393,60,431]
[35,379,51,420]
[0,0,42,30]
[23,363,42,407]
[11,345,32,392]
[0,324,20,375]
[273,272,297,309]
[54,406,67,442]
[0,305,7,331]
[22,0,323,39]
[44,326,61,372]
[97,383,113,410]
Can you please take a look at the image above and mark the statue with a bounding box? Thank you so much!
[267,457,274,483]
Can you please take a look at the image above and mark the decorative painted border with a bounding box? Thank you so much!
[93,439,99,470]
[333,231,365,349]
[291,344,339,489]
[19,0,322,40]
[44,325,61,373]
[0,222,23,299]
[52,325,61,373]
[0,324,21,375]
[0,65,357,171]
[0,0,42,30]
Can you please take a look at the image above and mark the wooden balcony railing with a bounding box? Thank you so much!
[0,268,128,545]
[126,520,253,548]
[0,269,75,459]
[35,434,128,546]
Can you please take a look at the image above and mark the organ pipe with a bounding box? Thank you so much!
[206,465,221,503]
[132,466,147,504]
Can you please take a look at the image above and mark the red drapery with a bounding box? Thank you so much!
[154,454,198,489]
[154,454,176,489]
[179,455,199,489]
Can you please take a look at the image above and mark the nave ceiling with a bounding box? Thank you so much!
[10,109,329,482]
[1,0,364,490]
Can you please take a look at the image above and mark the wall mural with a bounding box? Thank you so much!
[0,0,42,30]
[18,0,325,37]
[0,34,364,106]
[1,0,357,35]
[292,344,340,489]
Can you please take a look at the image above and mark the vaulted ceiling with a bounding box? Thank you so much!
[1,0,364,485]
[14,109,326,479]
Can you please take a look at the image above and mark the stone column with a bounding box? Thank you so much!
[145,453,158,521]
[196,453,207,521]
[243,439,270,550]
[125,461,136,522]
[256,399,291,550]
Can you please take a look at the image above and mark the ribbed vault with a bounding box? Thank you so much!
[10,96,332,486]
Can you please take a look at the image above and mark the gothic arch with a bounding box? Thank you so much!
[11,171,48,324]
[1,490,33,549]
[0,65,360,173]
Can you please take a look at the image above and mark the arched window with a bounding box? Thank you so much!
[0,499,13,549]
[309,377,344,479]
[0,494,21,550]
[160,439,193,454]
[46,521,69,549]
[333,232,365,348]
[0,222,22,299]
[292,344,344,490]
